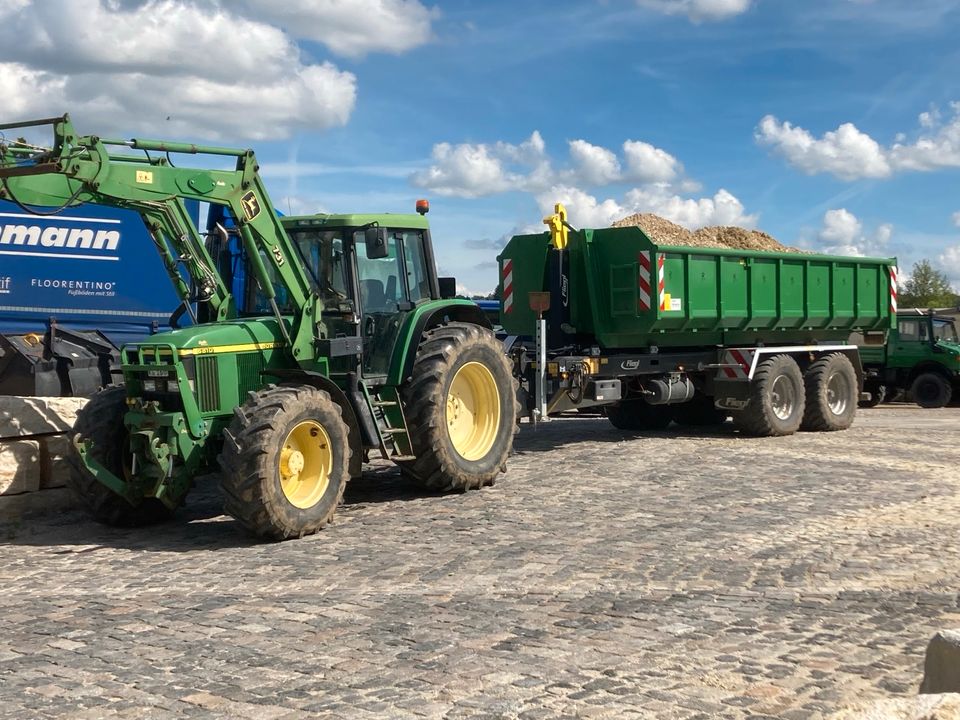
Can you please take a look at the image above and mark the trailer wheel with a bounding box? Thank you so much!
[732,354,805,437]
[859,381,886,408]
[401,322,517,491]
[801,353,858,431]
[670,393,728,427]
[606,399,673,431]
[65,385,173,526]
[911,372,953,408]
[219,384,350,540]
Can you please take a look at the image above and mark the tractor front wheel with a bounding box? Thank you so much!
[66,385,173,526]
[219,384,350,540]
[401,322,517,491]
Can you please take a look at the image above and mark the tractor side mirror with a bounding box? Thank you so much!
[364,226,390,259]
[438,277,457,299]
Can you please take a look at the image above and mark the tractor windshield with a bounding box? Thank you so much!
[288,229,351,311]
[933,318,959,343]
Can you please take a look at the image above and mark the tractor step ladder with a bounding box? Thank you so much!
[364,383,415,461]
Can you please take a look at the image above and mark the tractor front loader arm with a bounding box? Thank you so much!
[0,114,323,364]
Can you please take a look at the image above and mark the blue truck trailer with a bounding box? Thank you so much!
[0,199,185,395]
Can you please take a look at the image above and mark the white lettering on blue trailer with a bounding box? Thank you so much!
[0,212,121,259]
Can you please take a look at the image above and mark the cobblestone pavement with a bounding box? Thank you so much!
[1,406,959,719]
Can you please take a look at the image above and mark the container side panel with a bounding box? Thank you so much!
[747,259,777,329]
[498,234,549,337]
[832,263,856,327]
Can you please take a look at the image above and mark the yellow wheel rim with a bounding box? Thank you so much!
[279,420,332,509]
[446,361,501,461]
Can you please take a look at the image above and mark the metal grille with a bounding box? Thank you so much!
[196,355,220,412]
[236,353,265,398]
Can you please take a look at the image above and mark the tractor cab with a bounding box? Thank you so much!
[283,210,444,379]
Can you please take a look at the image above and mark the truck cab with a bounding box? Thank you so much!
[858,312,960,407]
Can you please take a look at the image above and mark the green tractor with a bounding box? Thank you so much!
[0,115,517,539]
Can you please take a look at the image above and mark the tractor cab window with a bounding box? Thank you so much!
[933,318,959,343]
[355,231,403,312]
[289,229,350,311]
[402,231,431,303]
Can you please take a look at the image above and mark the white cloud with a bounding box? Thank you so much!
[622,140,682,183]
[636,0,752,21]
[0,0,377,140]
[815,209,892,257]
[757,103,960,181]
[535,185,755,230]
[568,140,621,185]
[412,131,687,197]
[952,212,960,228]
[940,245,960,290]
[238,0,437,58]
[755,116,891,180]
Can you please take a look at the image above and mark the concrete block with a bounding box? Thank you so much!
[0,440,41,495]
[40,435,73,490]
[0,396,85,439]
[922,630,960,694]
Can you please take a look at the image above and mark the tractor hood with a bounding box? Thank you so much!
[125,317,287,357]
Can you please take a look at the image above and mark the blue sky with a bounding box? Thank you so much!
[3,0,960,294]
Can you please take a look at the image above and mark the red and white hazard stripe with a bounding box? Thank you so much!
[720,348,755,379]
[657,253,666,311]
[889,265,898,314]
[502,258,514,314]
[638,251,652,311]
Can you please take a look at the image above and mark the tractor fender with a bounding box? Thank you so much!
[267,369,363,479]
[387,300,492,386]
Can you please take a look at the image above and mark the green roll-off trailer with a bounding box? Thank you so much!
[499,205,897,436]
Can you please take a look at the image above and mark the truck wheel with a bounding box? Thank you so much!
[732,354,805,437]
[671,393,727,427]
[859,381,886,408]
[219,384,350,540]
[401,322,517,491]
[606,399,673,431]
[66,385,173,526]
[911,372,953,408]
[801,353,858,431]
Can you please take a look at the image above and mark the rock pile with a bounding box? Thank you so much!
[612,213,801,253]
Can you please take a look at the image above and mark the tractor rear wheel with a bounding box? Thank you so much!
[66,385,173,526]
[606,398,673,431]
[219,384,350,540]
[911,372,953,408]
[732,354,805,437]
[401,322,517,491]
[801,353,858,431]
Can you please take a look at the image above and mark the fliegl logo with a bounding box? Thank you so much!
[0,276,10,294]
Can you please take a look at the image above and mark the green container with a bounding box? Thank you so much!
[498,226,897,349]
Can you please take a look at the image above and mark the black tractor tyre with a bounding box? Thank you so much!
[911,372,953,409]
[219,384,351,540]
[65,385,173,527]
[606,398,673,431]
[801,353,858,432]
[400,322,518,492]
[670,393,728,427]
[731,354,805,437]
